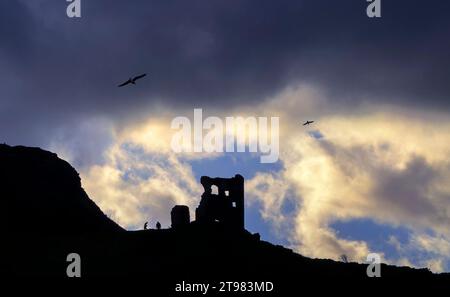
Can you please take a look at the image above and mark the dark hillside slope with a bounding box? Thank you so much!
[0,144,122,235]
[1,144,448,287]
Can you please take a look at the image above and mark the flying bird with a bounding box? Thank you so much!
[118,73,147,87]
[302,120,314,126]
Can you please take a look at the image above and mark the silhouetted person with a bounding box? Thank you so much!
[144,221,148,230]
[156,221,161,230]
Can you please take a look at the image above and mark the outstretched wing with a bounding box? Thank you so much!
[133,73,147,81]
[118,79,132,87]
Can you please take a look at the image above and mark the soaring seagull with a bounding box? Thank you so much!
[302,120,314,126]
[118,73,147,87]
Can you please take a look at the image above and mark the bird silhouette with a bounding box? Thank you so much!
[302,120,314,126]
[118,73,147,87]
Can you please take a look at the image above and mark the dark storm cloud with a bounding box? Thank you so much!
[1,0,450,146]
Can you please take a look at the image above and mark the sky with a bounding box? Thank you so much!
[1,0,450,272]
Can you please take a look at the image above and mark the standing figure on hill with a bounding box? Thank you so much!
[144,221,148,230]
[156,221,161,230]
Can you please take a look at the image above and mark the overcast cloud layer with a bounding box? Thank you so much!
[2,0,450,146]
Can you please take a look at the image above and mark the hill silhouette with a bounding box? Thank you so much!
[1,144,448,289]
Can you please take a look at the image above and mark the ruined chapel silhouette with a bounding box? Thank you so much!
[171,174,245,229]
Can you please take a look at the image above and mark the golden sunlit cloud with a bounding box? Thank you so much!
[69,84,450,272]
